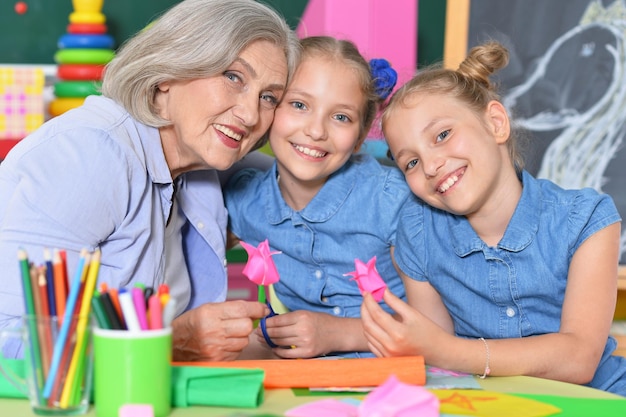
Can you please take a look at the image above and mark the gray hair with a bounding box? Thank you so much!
[101,0,300,127]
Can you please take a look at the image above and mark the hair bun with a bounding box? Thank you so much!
[370,58,398,99]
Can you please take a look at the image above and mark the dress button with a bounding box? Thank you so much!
[197,222,204,229]
[333,306,341,315]
[314,270,322,279]
[506,307,516,317]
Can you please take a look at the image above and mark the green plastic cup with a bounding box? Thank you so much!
[93,328,171,417]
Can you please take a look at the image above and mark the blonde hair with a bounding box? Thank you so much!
[299,36,381,148]
[101,0,300,127]
[383,41,525,171]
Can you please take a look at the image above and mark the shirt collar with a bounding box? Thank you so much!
[450,170,539,256]
[95,96,172,186]
[265,156,358,224]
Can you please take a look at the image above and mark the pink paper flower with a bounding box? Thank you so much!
[344,256,387,302]
[240,239,281,285]
[285,376,439,417]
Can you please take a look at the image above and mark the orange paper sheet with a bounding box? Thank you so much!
[174,356,425,389]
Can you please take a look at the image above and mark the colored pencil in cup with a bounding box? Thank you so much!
[60,249,101,407]
[53,249,68,321]
[18,249,44,403]
[43,249,89,398]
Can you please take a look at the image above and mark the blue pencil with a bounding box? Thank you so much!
[44,249,57,317]
[43,249,89,398]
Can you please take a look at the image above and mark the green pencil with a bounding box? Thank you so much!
[18,249,44,403]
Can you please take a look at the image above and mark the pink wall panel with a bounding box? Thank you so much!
[297,0,417,90]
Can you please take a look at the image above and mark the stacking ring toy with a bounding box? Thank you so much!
[57,64,105,81]
[69,11,106,25]
[54,81,101,98]
[58,34,114,49]
[54,49,115,65]
[67,23,108,34]
[49,97,86,117]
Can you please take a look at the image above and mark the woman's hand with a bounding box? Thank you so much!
[172,300,269,361]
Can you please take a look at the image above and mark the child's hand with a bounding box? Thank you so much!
[361,289,442,358]
[255,310,346,358]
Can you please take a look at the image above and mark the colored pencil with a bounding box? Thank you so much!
[100,291,124,330]
[60,249,101,407]
[91,291,112,330]
[43,249,89,398]
[148,294,162,330]
[107,288,125,329]
[118,290,141,331]
[162,297,177,328]
[18,249,44,403]
[53,249,68,321]
[36,266,53,379]
[131,287,148,330]
[44,249,57,317]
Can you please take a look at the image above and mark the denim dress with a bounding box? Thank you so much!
[394,170,626,395]
[225,154,410,357]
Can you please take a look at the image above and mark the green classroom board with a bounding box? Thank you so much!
[0,0,308,64]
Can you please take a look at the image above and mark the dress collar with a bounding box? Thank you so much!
[450,170,539,256]
[264,156,359,224]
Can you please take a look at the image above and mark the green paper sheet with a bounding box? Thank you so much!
[515,394,626,417]
[0,359,26,398]
[2,360,266,409]
[172,365,265,408]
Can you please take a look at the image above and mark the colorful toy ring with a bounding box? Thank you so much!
[58,33,114,49]
[48,97,86,117]
[54,81,101,98]
[57,64,105,81]
[54,49,115,65]
[67,23,108,34]
[69,11,106,25]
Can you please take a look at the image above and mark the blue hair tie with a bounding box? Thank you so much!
[370,58,398,99]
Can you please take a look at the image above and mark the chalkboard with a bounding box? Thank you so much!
[445,0,626,263]
[0,0,308,64]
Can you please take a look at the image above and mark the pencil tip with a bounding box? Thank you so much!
[17,248,28,260]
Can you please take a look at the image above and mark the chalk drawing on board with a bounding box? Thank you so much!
[467,0,626,262]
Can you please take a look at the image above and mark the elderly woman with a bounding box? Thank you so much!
[0,0,300,361]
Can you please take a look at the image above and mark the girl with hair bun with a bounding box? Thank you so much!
[361,41,626,396]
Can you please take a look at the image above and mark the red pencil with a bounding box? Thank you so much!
[53,249,68,321]
[36,266,52,380]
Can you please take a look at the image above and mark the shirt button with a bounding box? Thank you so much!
[506,307,516,317]
[314,270,322,279]
[333,306,341,315]
[223,258,227,267]
[197,222,205,229]
[322,297,329,303]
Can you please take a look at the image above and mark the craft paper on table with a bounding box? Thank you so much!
[286,375,439,417]
[171,366,264,408]
[432,389,561,417]
[174,356,426,389]
[425,366,481,390]
[344,256,387,302]
[0,67,45,140]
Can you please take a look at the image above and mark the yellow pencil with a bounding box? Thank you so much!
[59,249,101,408]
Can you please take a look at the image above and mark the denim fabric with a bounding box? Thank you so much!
[394,170,626,395]
[225,154,410,357]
